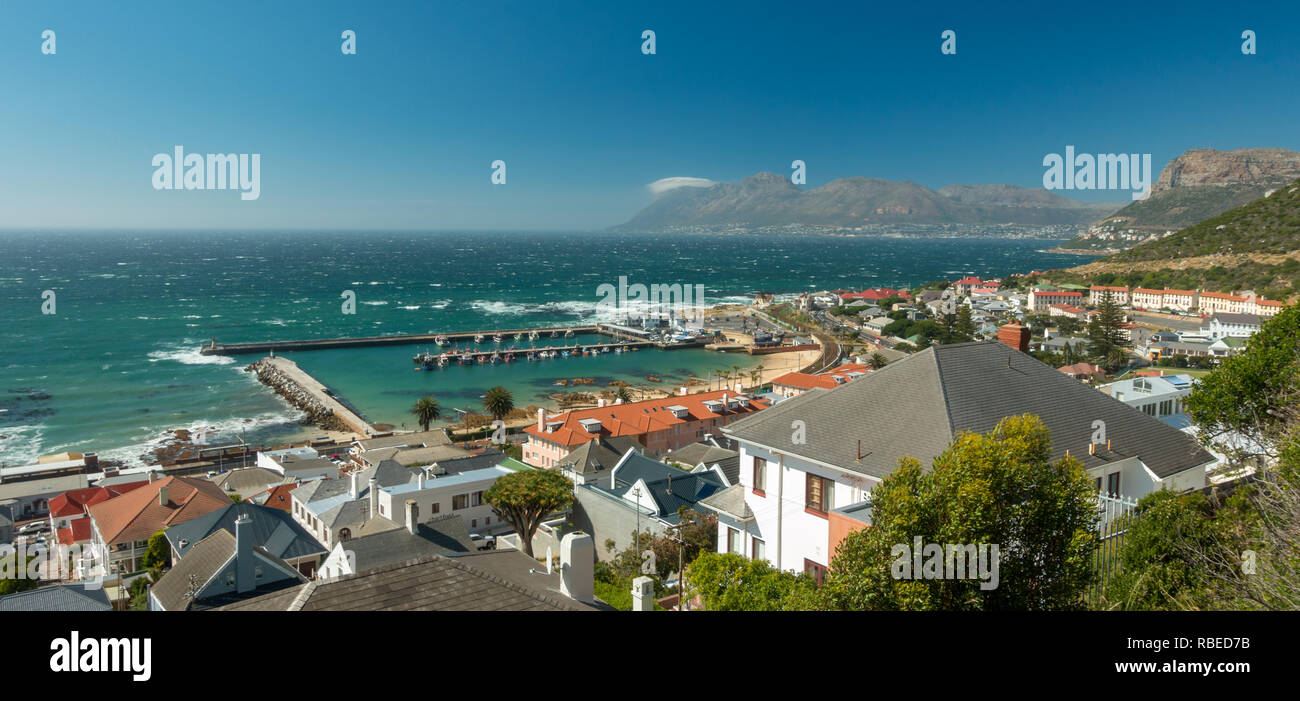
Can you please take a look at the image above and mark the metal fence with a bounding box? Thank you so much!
[1091,492,1140,599]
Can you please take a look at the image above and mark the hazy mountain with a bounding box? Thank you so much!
[1100,148,1300,231]
[613,173,1119,231]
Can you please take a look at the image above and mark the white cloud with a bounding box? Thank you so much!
[647,176,717,197]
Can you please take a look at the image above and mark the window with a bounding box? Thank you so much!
[1093,477,1102,493]
[255,565,264,580]
[726,527,740,554]
[338,528,351,540]
[804,559,827,587]
[1106,472,1121,496]
[471,519,477,528]
[472,491,484,507]
[752,457,767,495]
[806,474,834,515]
[431,502,440,514]
[751,537,765,561]
[485,516,490,525]
[452,494,468,510]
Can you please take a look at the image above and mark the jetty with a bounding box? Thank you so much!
[201,323,706,356]
[247,356,380,437]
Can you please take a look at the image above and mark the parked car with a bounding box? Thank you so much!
[470,534,496,551]
[18,521,49,534]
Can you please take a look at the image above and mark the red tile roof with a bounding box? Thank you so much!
[525,390,770,448]
[251,483,298,512]
[771,363,872,390]
[56,518,94,546]
[48,481,148,518]
[1201,291,1248,301]
[1034,290,1082,297]
[956,276,983,285]
[87,476,232,546]
[839,288,911,301]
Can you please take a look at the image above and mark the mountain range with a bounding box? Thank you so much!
[612,173,1119,231]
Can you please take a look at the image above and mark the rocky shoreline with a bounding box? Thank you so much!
[246,358,351,433]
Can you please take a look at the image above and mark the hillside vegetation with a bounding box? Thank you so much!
[1058,178,1300,300]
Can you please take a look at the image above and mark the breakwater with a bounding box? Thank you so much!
[246,356,378,436]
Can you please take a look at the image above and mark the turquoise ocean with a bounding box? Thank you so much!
[0,231,1096,467]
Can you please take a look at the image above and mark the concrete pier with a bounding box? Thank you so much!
[248,357,379,437]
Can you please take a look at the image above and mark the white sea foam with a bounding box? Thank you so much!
[147,346,236,365]
[0,424,45,467]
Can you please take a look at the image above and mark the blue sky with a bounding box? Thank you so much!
[1,0,1298,231]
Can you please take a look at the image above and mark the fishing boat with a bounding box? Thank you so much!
[493,334,503,344]
[490,353,501,364]
[561,350,571,358]
[550,330,558,338]
[526,351,537,361]
[564,329,574,337]
[504,352,515,362]
[438,354,449,367]
[435,336,449,346]
[474,334,484,344]
[514,333,523,341]
[458,354,473,365]
[529,331,539,341]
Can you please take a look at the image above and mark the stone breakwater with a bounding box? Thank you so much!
[246,357,352,433]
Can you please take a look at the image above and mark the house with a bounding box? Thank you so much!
[206,467,285,499]
[1048,303,1087,321]
[864,316,892,334]
[374,461,521,536]
[769,363,871,398]
[1129,288,1164,310]
[0,583,113,612]
[257,449,338,483]
[85,475,233,576]
[953,276,984,296]
[1208,336,1249,357]
[47,480,148,537]
[665,437,741,485]
[247,482,298,512]
[1202,312,1261,340]
[218,533,600,611]
[523,390,769,468]
[1198,291,1252,316]
[148,514,309,611]
[1160,289,1198,312]
[1058,362,1106,382]
[316,507,477,578]
[572,449,727,559]
[164,502,328,578]
[0,474,89,521]
[290,459,415,547]
[839,288,910,303]
[1089,286,1130,306]
[703,341,1215,580]
[349,429,456,468]
[554,436,643,486]
[1027,288,1083,312]
[1099,374,1195,424]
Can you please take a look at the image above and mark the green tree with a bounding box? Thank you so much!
[1186,303,1300,469]
[140,531,171,571]
[410,396,441,431]
[1087,291,1128,371]
[955,306,975,341]
[0,554,39,596]
[1098,490,1219,610]
[613,385,634,403]
[869,353,888,370]
[483,386,514,422]
[819,415,1099,610]
[483,470,574,558]
[685,552,818,611]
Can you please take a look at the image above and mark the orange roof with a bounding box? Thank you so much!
[1058,363,1105,376]
[56,518,94,546]
[1035,290,1082,297]
[1257,299,1283,307]
[525,389,771,447]
[1049,303,1083,313]
[1201,291,1247,301]
[1132,287,1162,295]
[1162,289,1196,296]
[251,483,298,512]
[771,363,871,390]
[48,481,148,518]
[87,476,232,545]
[1090,285,1129,292]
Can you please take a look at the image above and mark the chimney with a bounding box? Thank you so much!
[998,323,1030,353]
[148,471,157,484]
[158,484,169,507]
[349,472,358,500]
[631,575,655,611]
[404,499,419,535]
[235,512,255,593]
[537,408,545,431]
[598,397,606,408]
[721,393,728,413]
[666,473,672,495]
[417,470,426,489]
[559,532,595,603]
[84,452,99,471]
[679,386,688,396]
[368,476,378,515]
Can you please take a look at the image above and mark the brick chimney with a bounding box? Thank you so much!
[537,408,545,431]
[998,323,1030,353]
[158,484,169,507]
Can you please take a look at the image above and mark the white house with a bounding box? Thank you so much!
[700,341,1216,580]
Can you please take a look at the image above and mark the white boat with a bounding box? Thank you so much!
[474,334,484,344]
[493,334,503,344]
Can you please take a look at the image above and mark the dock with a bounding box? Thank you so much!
[416,340,654,365]
[201,323,706,356]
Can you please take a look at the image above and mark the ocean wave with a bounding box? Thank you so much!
[147,347,236,365]
[91,410,308,469]
[0,424,45,467]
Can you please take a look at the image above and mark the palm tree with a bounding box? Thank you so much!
[731,365,742,390]
[614,385,633,403]
[869,353,888,370]
[483,386,514,422]
[410,396,441,431]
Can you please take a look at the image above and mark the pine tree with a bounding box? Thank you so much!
[1088,291,1128,370]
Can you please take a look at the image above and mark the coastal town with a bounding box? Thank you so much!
[2,262,1290,613]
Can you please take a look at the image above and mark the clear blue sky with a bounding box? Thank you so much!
[2,1,1298,231]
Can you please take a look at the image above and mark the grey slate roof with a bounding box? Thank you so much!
[357,429,451,452]
[0,583,112,612]
[425,447,509,476]
[344,513,477,572]
[165,502,326,562]
[1208,312,1260,325]
[150,530,307,611]
[556,437,640,480]
[208,467,285,495]
[666,441,741,484]
[218,551,595,611]
[696,484,753,522]
[723,341,1215,480]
